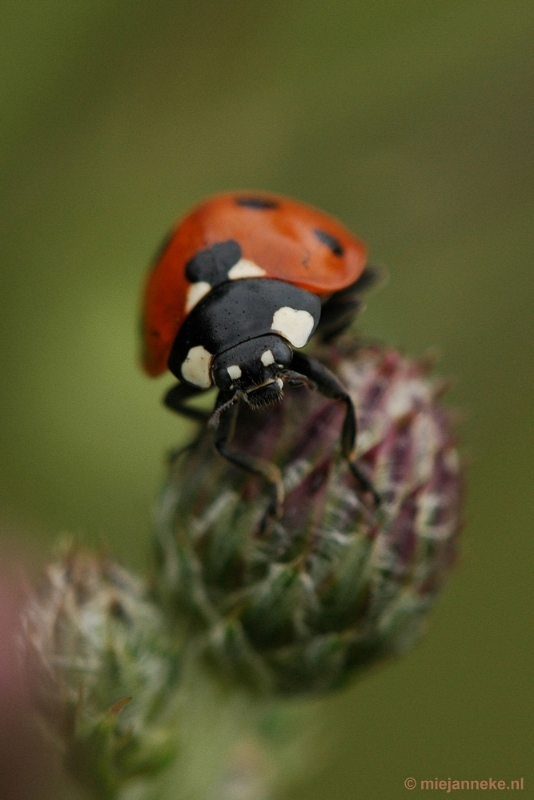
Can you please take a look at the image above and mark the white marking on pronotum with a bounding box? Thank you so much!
[260,349,275,366]
[227,364,242,380]
[185,281,211,312]
[181,345,213,389]
[275,378,283,390]
[227,259,266,280]
[271,307,315,348]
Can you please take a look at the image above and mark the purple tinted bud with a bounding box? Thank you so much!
[155,342,462,695]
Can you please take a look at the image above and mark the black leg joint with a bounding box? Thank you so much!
[164,382,210,422]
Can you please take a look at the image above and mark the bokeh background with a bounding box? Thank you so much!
[1,1,533,797]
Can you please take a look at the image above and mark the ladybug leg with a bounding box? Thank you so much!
[290,352,380,506]
[164,382,210,423]
[213,390,285,518]
[317,265,384,343]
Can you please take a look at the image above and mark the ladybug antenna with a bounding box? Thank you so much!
[209,391,243,428]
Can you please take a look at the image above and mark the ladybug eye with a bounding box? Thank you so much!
[212,366,234,391]
[313,229,344,257]
[235,196,279,210]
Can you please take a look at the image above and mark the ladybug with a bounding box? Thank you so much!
[141,192,380,515]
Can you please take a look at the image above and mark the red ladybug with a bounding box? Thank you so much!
[141,192,380,515]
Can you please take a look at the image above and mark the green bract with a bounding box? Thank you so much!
[22,549,178,798]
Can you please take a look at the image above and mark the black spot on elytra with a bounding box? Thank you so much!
[185,239,242,285]
[313,228,344,256]
[235,196,279,210]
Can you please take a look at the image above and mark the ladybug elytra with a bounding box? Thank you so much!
[141,192,380,515]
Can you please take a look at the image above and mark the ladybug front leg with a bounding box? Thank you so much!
[290,352,380,506]
[164,382,211,423]
[212,390,285,518]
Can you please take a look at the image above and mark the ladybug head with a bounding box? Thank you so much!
[211,335,293,409]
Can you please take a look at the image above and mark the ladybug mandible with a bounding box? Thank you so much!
[141,192,380,515]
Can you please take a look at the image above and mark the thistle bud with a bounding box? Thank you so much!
[155,341,462,695]
[21,547,178,798]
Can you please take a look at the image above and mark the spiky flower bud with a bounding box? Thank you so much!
[21,547,178,799]
[155,341,462,695]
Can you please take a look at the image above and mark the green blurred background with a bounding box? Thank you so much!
[1,1,532,797]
